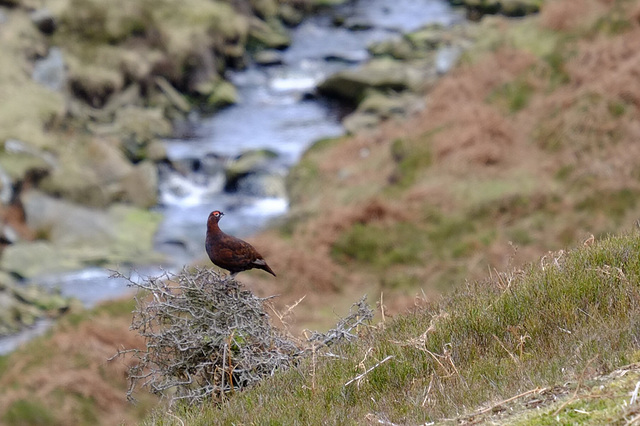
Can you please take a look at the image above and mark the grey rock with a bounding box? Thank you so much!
[3,192,164,278]
[436,45,463,75]
[224,149,278,192]
[121,161,158,208]
[1,241,89,279]
[278,3,303,26]
[32,47,66,92]
[248,17,291,49]
[318,58,413,102]
[22,191,113,246]
[206,81,238,110]
[254,49,284,66]
[236,172,287,198]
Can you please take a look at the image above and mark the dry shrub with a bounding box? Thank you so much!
[112,268,375,408]
[260,199,406,294]
[532,22,640,185]
[113,268,302,406]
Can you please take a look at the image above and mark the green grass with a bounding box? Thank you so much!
[331,221,426,267]
[388,136,433,188]
[489,78,534,113]
[2,399,58,426]
[146,231,640,424]
[576,189,638,221]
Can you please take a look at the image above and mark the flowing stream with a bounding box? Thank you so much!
[1,0,461,354]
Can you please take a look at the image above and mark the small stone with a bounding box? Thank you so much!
[254,49,284,66]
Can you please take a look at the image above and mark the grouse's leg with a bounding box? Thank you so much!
[224,272,238,282]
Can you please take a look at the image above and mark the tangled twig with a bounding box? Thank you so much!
[111,267,300,406]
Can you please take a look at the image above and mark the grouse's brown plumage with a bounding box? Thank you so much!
[205,210,276,277]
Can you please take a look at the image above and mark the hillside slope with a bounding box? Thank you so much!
[140,0,640,423]
[156,231,640,424]
[1,0,640,424]
[241,0,640,330]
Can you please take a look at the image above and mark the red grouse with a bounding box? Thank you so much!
[205,210,276,278]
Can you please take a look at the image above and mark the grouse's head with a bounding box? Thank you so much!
[209,210,224,223]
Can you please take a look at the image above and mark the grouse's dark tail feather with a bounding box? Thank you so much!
[261,263,276,277]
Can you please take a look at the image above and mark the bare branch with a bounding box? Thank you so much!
[306,296,374,348]
[111,267,301,406]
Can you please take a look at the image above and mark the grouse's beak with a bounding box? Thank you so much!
[220,212,225,216]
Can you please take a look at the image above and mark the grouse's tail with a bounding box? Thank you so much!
[261,262,276,277]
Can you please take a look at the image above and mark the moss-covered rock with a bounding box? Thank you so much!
[368,37,417,60]
[500,0,542,17]
[318,57,417,102]
[2,192,164,278]
[120,161,158,208]
[206,80,239,111]
[0,274,71,336]
[224,149,279,192]
[248,17,290,49]
[0,141,54,181]
[112,106,172,160]
[39,137,160,207]
[453,0,543,19]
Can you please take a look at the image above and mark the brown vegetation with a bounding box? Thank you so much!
[240,0,640,333]
[0,300,157,425]
[3,0,640,424]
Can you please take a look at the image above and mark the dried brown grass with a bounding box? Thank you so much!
[540,0,608,32]
[412,49,536,170]
[0,302,155,426]
[531,20,640,188]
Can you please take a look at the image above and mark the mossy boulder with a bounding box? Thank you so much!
[248,17,291,49]
[206,81,239,111]
[112,105,172,160]
[368,38,417,60]
[318,57,417,103]
[455,0,542,18]
[251,0,279,20]
[224,149,279,192]
[120,161,158,209]
[0,276,70,337]
[1,192,164,278]
[254,49,284,66]
[406,24,448,50]
[278,3,303,26]
[66,57,125,108]
[500,0,542,17]
[0,140,55,181]
[40,138,158,207]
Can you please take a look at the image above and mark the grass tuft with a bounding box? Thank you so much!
[2,399,58,426]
